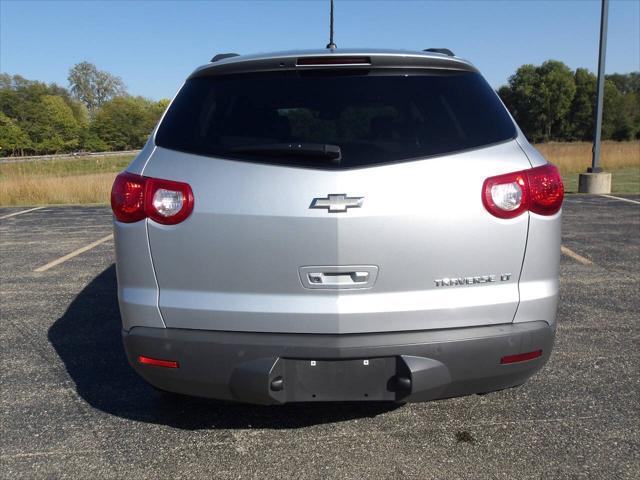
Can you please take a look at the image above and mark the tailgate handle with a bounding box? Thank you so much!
[299,265,378,290]
[308,271,369,285]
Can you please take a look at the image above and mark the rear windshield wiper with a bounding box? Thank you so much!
[229,143,341,163]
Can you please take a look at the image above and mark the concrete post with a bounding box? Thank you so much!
[578,171,612,194]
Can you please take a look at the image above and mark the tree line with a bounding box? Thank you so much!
[0,60,638,157]
[0,62,168,156]
[498,60,639,143]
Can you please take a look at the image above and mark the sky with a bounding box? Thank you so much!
[1,0,639,100]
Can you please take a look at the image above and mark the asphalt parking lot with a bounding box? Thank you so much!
[1,195,638,479]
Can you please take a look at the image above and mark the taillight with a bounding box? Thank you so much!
[482,171,528,219]
[483,164,563,219]
[144,177,194,225]
[110,172,147,223]
[111,172,194,225]
[526,164,565,215]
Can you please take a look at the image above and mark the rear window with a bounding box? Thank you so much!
[156,70,516,169]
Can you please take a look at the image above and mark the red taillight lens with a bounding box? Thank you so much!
[527,164,564,215]
[483,164,564,219]
[111,172,194,225]
[111,172,147,223]
[500,349,543,364]
[138,355,179,368]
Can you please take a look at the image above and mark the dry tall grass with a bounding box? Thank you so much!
[0,155,131,205]
[0,172,117,205]
[1,142,638,205]
[534,141,640,174]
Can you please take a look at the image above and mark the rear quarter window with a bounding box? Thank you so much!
[156,70,516,169]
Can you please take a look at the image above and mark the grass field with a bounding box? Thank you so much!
[0,155,134,206]
[0,142,638,205]
[536,141,640,194]
[561,166,639,194]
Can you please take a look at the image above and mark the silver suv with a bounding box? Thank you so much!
[111,49,564,404]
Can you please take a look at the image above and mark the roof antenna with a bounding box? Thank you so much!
[326,0,337,49]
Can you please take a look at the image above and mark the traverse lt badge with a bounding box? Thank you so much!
[434,273,513,287]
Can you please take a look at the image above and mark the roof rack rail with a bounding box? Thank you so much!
[211,53,240,62]
[423,48,455,57]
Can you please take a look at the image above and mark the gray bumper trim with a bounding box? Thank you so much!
[123,321,554,404]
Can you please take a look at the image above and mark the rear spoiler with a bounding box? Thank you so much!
[191,53,476,79]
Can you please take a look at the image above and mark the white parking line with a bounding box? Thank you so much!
[34,234,114,273]
[561,245,593,265]
[0,206,44,220]
[600,194,640,205]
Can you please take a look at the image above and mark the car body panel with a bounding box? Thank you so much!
[141,140,532,334]
[114,220,164,330]
[513,211,561,327]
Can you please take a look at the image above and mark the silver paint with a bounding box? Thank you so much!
[114,48,560,337]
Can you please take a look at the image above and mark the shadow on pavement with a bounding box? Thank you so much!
[48,265,398,430]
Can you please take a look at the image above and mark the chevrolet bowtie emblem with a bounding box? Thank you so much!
[310,194,364,213]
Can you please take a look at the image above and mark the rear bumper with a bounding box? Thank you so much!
[122,321,554,404]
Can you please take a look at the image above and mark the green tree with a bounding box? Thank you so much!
[151,98,170,119]
[626,91,640,139]
[68,61,126,114]
[90,96,165,150]
[0,74,84,122]
[568,68,596,140]
[499,64,540,139]
[0,74,88,155]
[603,80,634,141]
[606,72,640,95]
[606,73,640,139]
[26,95,81,153]
[535,60,576,140]
[500,61,576,141]
[0,112,31,156]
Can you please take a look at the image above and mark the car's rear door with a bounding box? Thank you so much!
[143,64,532,334]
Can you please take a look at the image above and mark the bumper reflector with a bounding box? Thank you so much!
[500,349,543,364]
[138,355,179,368]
